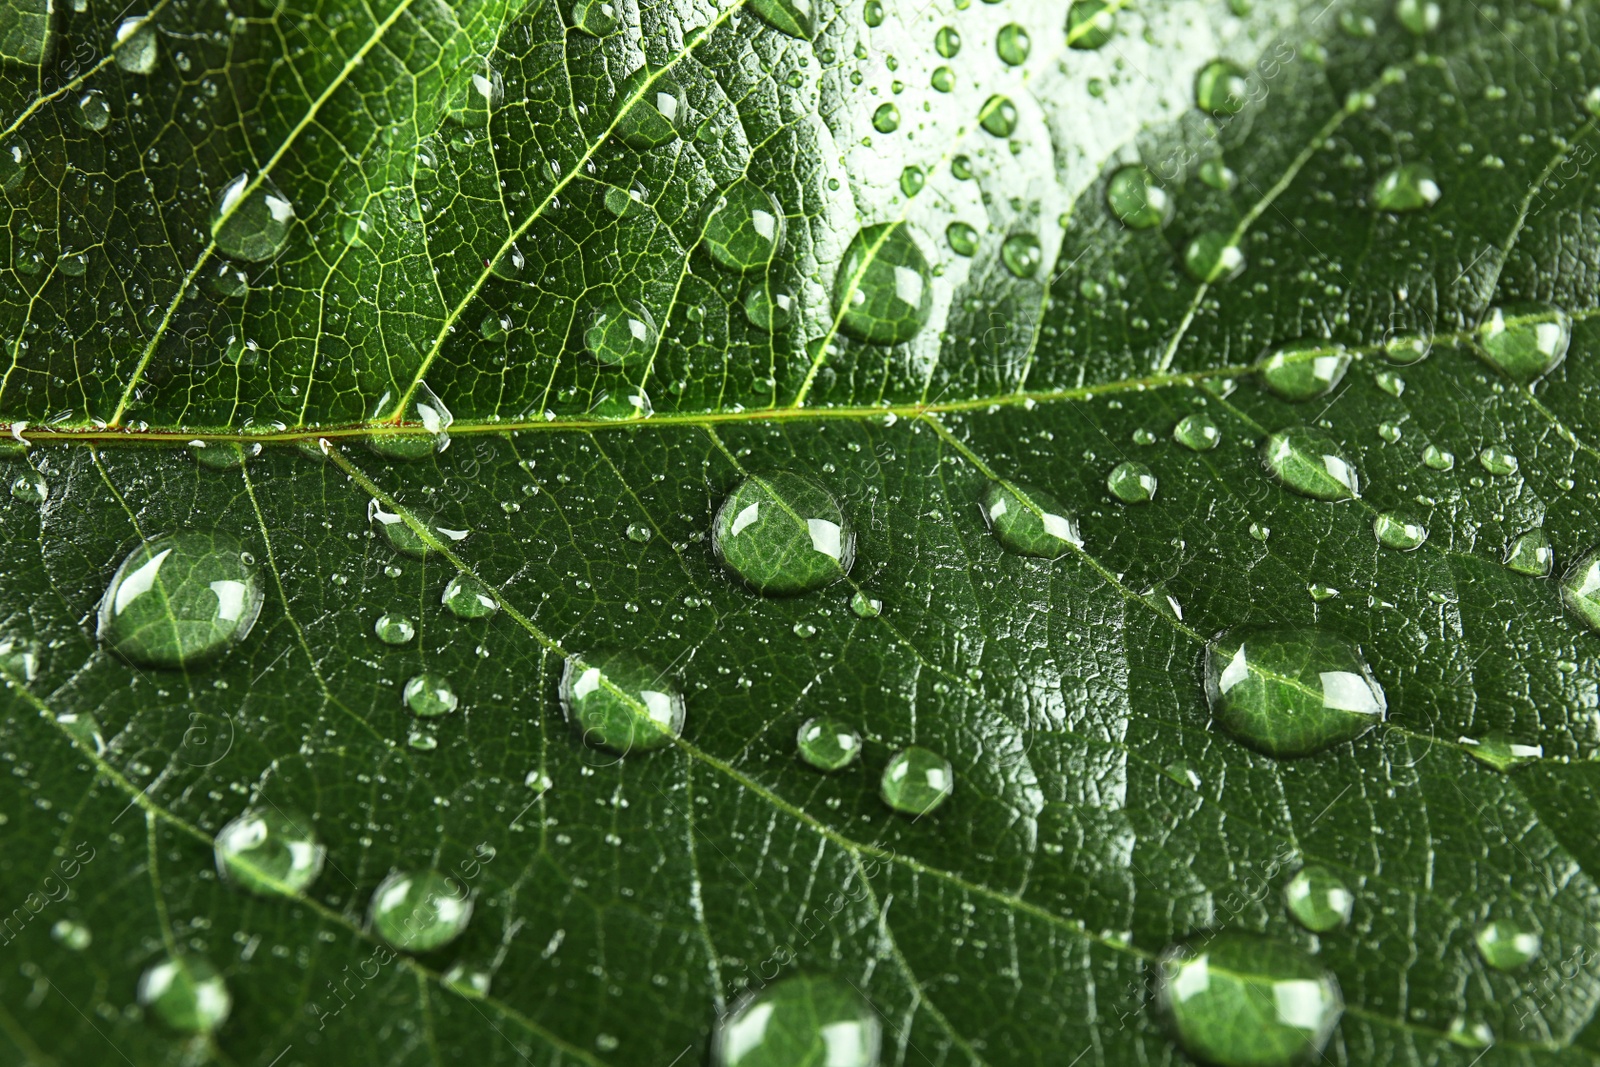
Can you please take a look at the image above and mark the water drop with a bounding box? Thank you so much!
[712,975,881,1067]
[1067,0,1117,48]
[702,182,786,273]
[571,0,619,35]
[10,469,46,503]
[405,673,458,717]
[1384,332,1432,364]
[930,65,955,92]
[871,102,901,133]
[743,287,794,331]
[1285,865,1354,932]
[979,95,1018,137]
[880,746,954,815]
[1460,733,1543,772]
[441,60,503,126]
[1255,340,1350,402]
[363,382,453,459]
[748,0,816,39]
[1560,547,1600,633]
[211,172,295,262]
[979,480,1080,558]
[1477,446,1517,477]
[369,869,473,951]
[615,68,684,149]
[713,471,855,595]
[1397,0,1441,32]
[138,955,231,1033]
[995,23,1030,65]
[1503,529,1553,576]
[97,531,263,668]
[369,500,468,558]
[935,25,961,57]
[946,221,979,257]
[1195,59,1248,116]
[374,613,417,645]
[797,717,863,771]
[1371,163,1441,212]
[214,807,325,896]
[1373,511,1427,551]
[899,165,924,198]
[1156,933,1343,1066]
[586,298,658,367]
[832,223,932,345]
[74,89,111,131]
[1205,627,1387,757]
[0,635,39,681]
[1107,461,1157,503]
[850,590,883,617]
[1262,427,1360,500]
[442,574,499,618]
[56,711,104,754]
[1000,232,1042,278]
[1375,370,1405,397]
[51,919,91,951]
[1173,413,1221,451]
[1421,444,1454,471]
[409,728,438,751]
[560,651,686,753]
[1476,920,1541,971]
[114,16,158,74]
[1474,304,1570,384]
[188,440,261,469]
[1183,231,1244,282]
[625,522,652,544]
[443,962,493,998]
[1106,166,1172,230]
[0,139,27,192]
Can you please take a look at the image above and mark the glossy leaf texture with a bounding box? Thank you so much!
[3,0,1600,1064]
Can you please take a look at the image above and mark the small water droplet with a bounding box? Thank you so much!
[1476,920,1541,971]
[211,172,295,262]
[1262,427,1360,500]
[935,25,961,56]
[138,955,231,1033]
[1000,232,1043,278]
[73,89,112,131]
[1173,413,1221,451]
[748,0,817,38]
[1503,529,1553,576]
[797,717,862,771]
[849,590,883,617]
[1477,446,1518,477]
[1374,510,1427,551]
[871,102,900,133]
[1106,166,1172,229]
[51,919,92,951]
[1067,0,1117,48]
[1460,733,1543,772]
[1107,461,1157,503]
[1397,0,1441,33]
[713,975,881,1067]
[98,531,263,668]
[1421,444,1455,471]
[930,65,955,92]
[898,165,925,198]
[1256,340,1350,402]
[833,223,932,345]
[1372,163,1441,211]
[1384,332,1432,364]
[703,182,785,272]
[945,221,979,257]
[980,480,1081,558]
[1249,522,1270,542]
[1375,371,1405,397]
[995,23,1030,65]
[374,613,417,645]
[615,68,684,149]
[979,94,1018,137]
[1205,627,1386,757]
[586,299,658,367]
[405,673,459,717]
[560,651,685,753]
[1195,59,1249,116]
[743,287,794,331]
[364,382,453,459]
[1307,582,1339,602]
[1285,865,1354,932]
[571,0,619,35]
[713,472,855,595]
[56,711,104,754]
[215,808,325,896]
[440,59,503,126]
[369,869,473,951]
[441,574,498,619]
[1183,231,1245,282]
[1560,547,1600,633]
[114,16,159,75]
[1475,303,1571,384]
[1157,933,1343,1066]
[880,746,954,815]
[10,469,47,502]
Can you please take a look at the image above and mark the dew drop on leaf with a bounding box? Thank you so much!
[560,651,686,753]
[1477,445,1517,476]
[211,172,295,262]
[1261,427,1360,500]
[1371,163,1441,212]
[1000,232,1042,278]
[586,298,659,367]
[979,479,1080,558]
[442,574,499,618]
[832,223,932,345]
[405,673,459,717]
[898,165,924,197]
[1183,230,1244,282]
[1204,627,1387,757]
[849,590,883,617]
[1255,340,1350,402]
[1106,461,1157,503]
[934,25,961,57]
[713,974,881,1067]
[995,23,1030,65]
[444,963,492,998]
[364,382,454,459]
[188,439,261,469]
[1476,920,1541,970]
[1384,331,1433,364]
[214,807,326,896]
[73,89,111,131]
[369,500,468,558]
[374,613,417,645]
[1106,166,1172,230]
[1194,59,1248,115]
[614,68,684,149]
[1461,733,1543,772]
[369,869,473,951]
[1474,303,1571,384]
[946,221,979,257]
[97,530,264,668]
[0,634,39,681]
[441,59,503,126]
[10,469,46,502]
[797,716,862,771]
[703,182,785,271]
[743,287,794,331]
[748,0,816,39]
[1560,547,1600,633]
[1373,510,1427,551]
[930,65,955,92]
[713,471,855,595]
[1067,0,1117,48]
[1285,865,1354,932]
[1503,529,1553,576]
[51,919,91,951]
[1396,0,1441,34]
[1420,444,1454,471]
[114,16,158,74]
[979,94,1018,137]
[571,0,619,36]
[880,746,954,815]
[1156,933,1343,1066]
[1172,413,1221,451]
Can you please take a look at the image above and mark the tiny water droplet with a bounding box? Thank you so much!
[1107,461,1157,503]
[441,574,498,619]
[405,673,458,717]
[1067,0,1117,48]
[748,0,817,38]
[138,955,231,1033]
[1173,413,1221,451]
[98,531,263,668]
[979,94,1018,137]
[1560,547,1600,633]
[1384,332,1432,364]
[1106,166,1172,229]
[51,919,92,951]
[211,172,295,262]
[880,746,954,815]
[797,717,862,771]
[1375,371,1405,397]
[1475,303,1571,384]
[74,89,112,131]
[56,712,104,754]
[930,65,955,92]
[365,382,453,459]
[374,613,417,645]
[1372,163,1441,211]
[1000,232,1042,278]
[1503,529,1553,576]
[10,469,47,502]
[713,471,855,595]
[995,23,1030,65]
[114,17,159,75]
[1477,446,1518,477]
[614,68,684,149]
[369,500,468,558]
[1262,427,1360,500]
[1460,733,1543,772]
[1205,627,1386,757]
[586,299,658,367]
[1397,0,1441,33]
[850,590,883,617]
[833,223,932,345]
[792,620,819,639]
[1195,59,1248,116]
[1421,444,1455,471]
[1183,231,1244,282]
[571,0,619,35]
[1476,920,1541,971]
[1256,340,1350,402]
[1285,865,1354,932]
[713,975,881,1067]
[440,59,503,126]
[704,182,785,271]
[980,480,1081,558]
[560,651,686,753]
[935,25,961,56]
[945,221,979,257]
[215,808,325,896]
[743,287,795,331]
[1373,511,1428,551]
[369,869,473,951]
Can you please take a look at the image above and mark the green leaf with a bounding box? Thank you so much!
[3,0,1600,1065]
